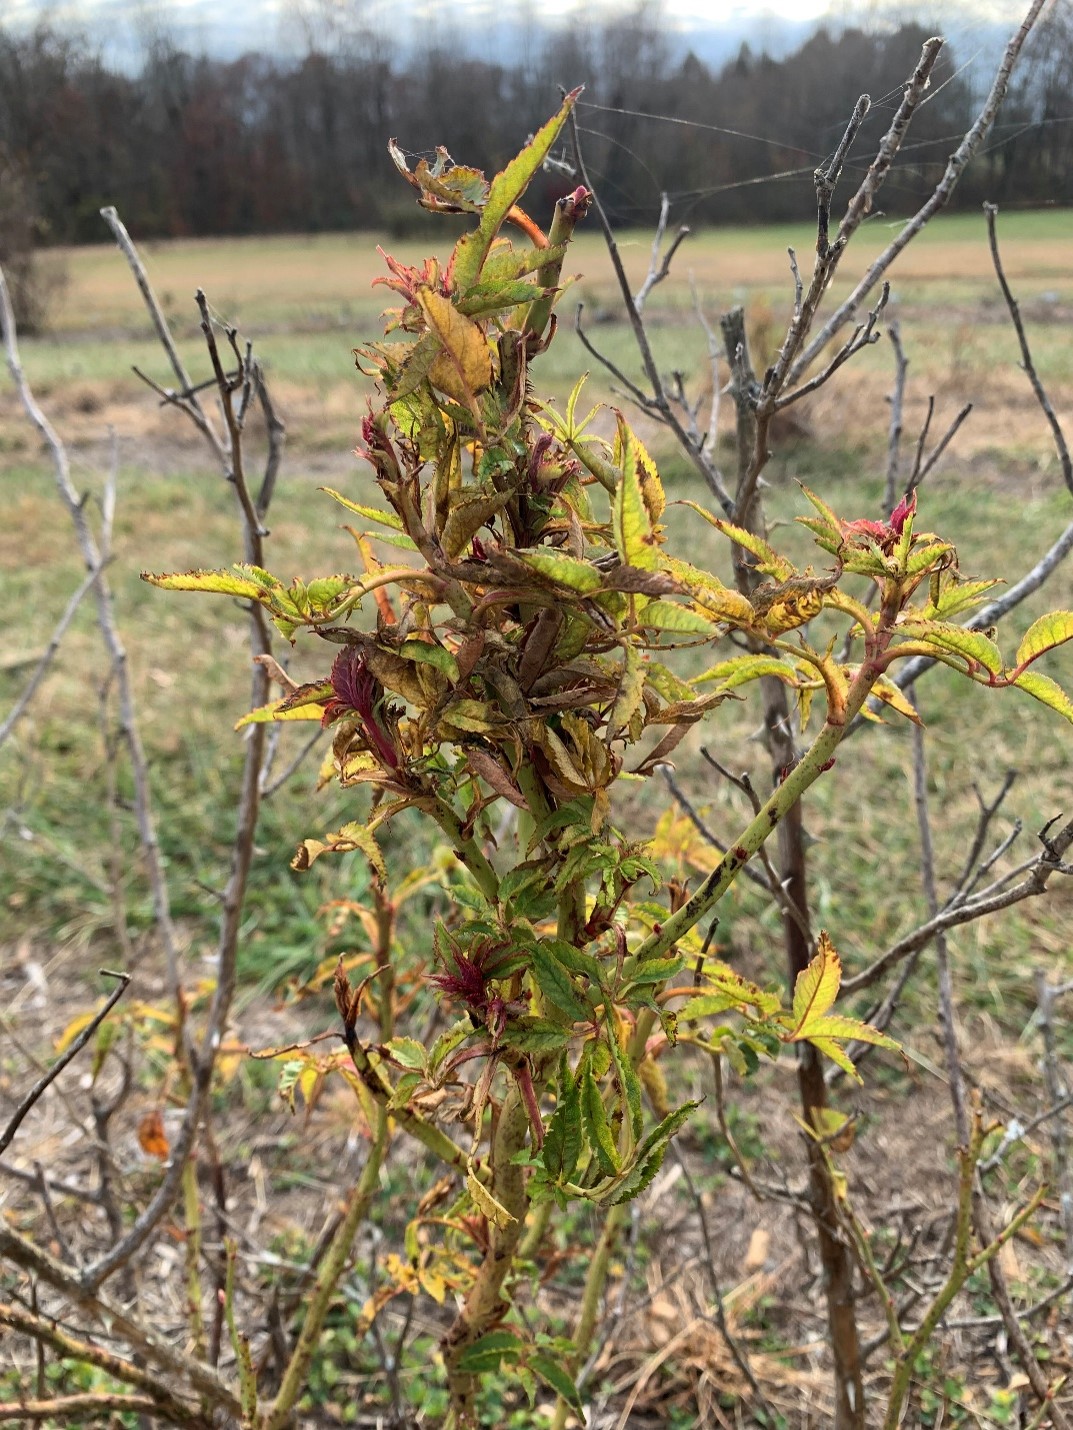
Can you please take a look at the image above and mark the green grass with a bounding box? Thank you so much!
[3,213,1072,1025]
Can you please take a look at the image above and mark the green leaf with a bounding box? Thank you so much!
[606,1016,643,1142]
[694,654,800,689]
[428,1018,475,1076]
[457,279,546,316]
[141,565,280,600]
[456,1330,524,1373]
[1013,669,1073,724]
[515,548,604,593]
[530,945,591,1022]
[608,644,646,739]
[613,419,658,571]
[898,618,1003,675]
[622,955,684,987]
[641,601,721,635]
[529,1354,584,1413]
[540,939,604,983]
[387,1069,424,1110]
[1016,611,1073,669]
[542,1058,583,1181]
[798,483,842,536]
[390,332,441,399]
[636,1100,700,1164]
[500,1018,573,1054]
[479,242,567,287]
[921,577,1000,620]
[580,1063,620,1176]
[680,504,793,578]
[606,1143,668,1205]
[399,638,460,682]
[383,1037,428,1073]
[645,661,696,702]
[450,89,581,292]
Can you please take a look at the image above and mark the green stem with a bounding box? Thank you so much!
[634,653,890,965]
[517,1198,554,1262]
[181,1156,207,1362]
[550,1202,627,1430]
[521,188,591,342]
[426,794,500,904]
[442,1087,531,1425]
[881,1117,1045,1429]
[261,1106,389,1430]
[342,1034,470,1174]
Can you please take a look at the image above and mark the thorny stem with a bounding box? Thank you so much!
[633,641,895,967]
[549,1203,628,1430]
[442,1086,531,1425]
[881,1111,1047,1428]
[261,1105,389,1430]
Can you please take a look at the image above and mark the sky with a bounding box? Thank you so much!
[4,0,1017,70]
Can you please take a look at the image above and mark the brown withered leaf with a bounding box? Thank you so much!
[632,723,692,776]
[600,566,681,596]
[138,1110,169,1161]
[518,608,563,692]
[466,750,529,810]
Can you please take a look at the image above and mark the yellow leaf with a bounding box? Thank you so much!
[607,645,646,740]
[1016,611,1073,668]
[612,418,659,570]
[790,931,841,1035]
[418,289,493,402]
[54,1010,98,1054]
[466,1167,516,1228]
[235,696,327,730]
[291,823,385,879]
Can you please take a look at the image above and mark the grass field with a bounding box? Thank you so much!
[3,210,1073,1420]
[3,209,1072,978]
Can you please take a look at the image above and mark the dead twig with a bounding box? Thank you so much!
[884,322,908,511]
[844,815,1073,995]
[985,203,1072,497]
[0,562,106,750]
[0,970,131,1160]
[787,0,1048,386]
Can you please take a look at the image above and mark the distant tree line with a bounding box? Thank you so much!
[0,4,1070,247]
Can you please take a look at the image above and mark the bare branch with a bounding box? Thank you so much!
[0,971,130,1160]
[884,322,908,511]
[633,193,690,317]
[985,202,1072,498]
[0,1303,211,1427]
[0,1222,242,1415]
[574,302,658,414]
[908,401,973,492]
[669,1147,777,1420]
[567,107,736,517]
[788,0,1048,386]
[0,260,182,994]
[100,206,227,466]
[0,1392,161,1423]
[1034,972,1073,1270]
[774,282,889,412]
[0,561,105,749]
[845,816,1073,994]
[911,698,968,1142]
